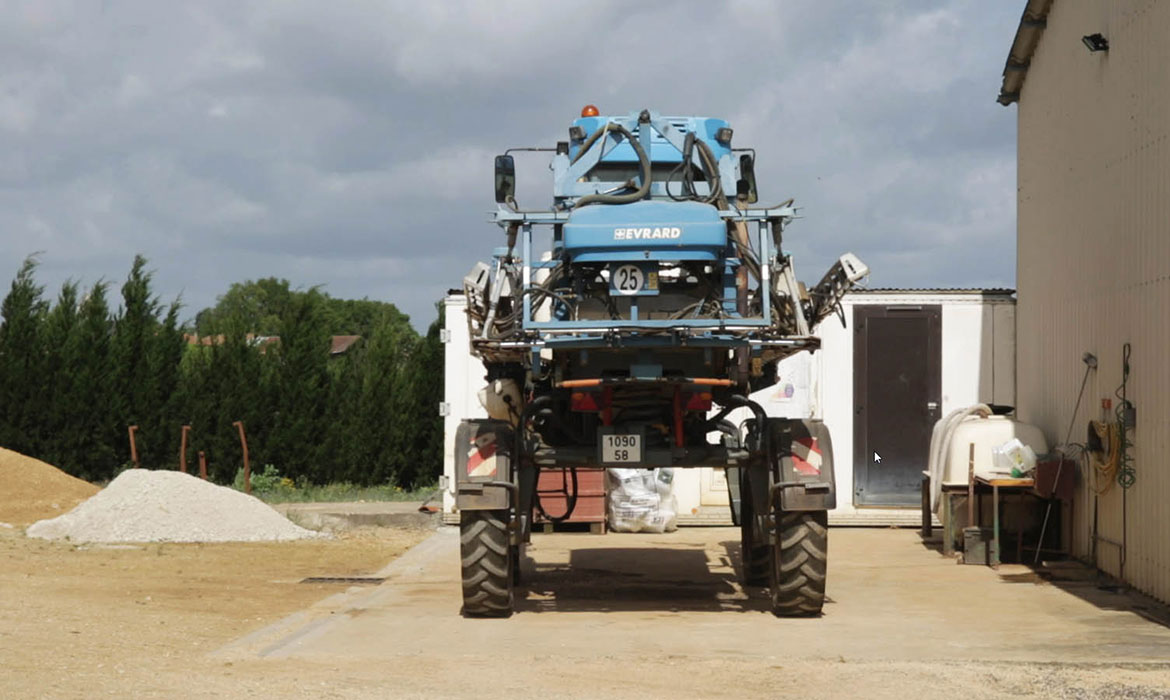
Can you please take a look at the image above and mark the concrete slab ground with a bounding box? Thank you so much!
[216,527,1170,697]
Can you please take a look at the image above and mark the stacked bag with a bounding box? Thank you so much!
[607,468,678,533]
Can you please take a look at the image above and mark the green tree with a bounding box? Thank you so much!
[62,282,117,480]
[398,311,444,487]
[320,346,365,483]
[0,257,48,454]
[194,277,411,338]
[110,255,162,466]
[194,277,293,336]
[266,289,331,482]
[348,314,418,485]
[140,299,186,469]
[38,281,80,466]
[185,315,271,483]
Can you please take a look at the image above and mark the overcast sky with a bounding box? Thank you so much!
[1,1,1021,331]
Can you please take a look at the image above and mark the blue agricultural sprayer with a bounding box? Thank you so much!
[456,107,868,617]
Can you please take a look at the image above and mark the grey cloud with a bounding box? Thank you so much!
[0,0,1023,328]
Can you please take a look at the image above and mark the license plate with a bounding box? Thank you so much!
[601,434,642,463]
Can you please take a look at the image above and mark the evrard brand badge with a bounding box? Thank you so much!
[613,227,682,240]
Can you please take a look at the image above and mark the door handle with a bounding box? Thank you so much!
[926,401,939,412]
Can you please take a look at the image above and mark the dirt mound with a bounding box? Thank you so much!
[27,469,324,543]
[0,447,100,526]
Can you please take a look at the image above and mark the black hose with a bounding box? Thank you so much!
[570,121,611,166]
[532,407,584,445]
[693,137,725,206]
[533,466,579,524]
[721,395,771,466]
[702,404,739,431]
[514,394,554,468]
[513,394,580,524]
[666,132,697,202]
[573,123,652,208]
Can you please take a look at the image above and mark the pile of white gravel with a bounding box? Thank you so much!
[26,469,323,543]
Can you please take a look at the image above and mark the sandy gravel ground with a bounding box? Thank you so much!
[3,524,1170,699]
[0,526,428,698]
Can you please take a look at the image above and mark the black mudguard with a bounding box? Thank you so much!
[454,419,514,511]
[748,418,837,512]
[773,418,836,511]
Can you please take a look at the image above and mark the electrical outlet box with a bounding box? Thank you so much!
[1121,401,1136,429]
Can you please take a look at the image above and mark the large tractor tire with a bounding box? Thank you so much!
[770,509,828,616]
[739,471,770,586]
[460,509,514,617]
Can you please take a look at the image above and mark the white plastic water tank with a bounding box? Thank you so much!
[941,415,1048,485]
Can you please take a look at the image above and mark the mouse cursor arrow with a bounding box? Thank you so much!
[873,452,882,464]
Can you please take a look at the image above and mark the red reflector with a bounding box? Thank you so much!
[684,392,713,411]
[571,391,600,411]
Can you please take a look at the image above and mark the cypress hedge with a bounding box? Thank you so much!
[0,256,443,488]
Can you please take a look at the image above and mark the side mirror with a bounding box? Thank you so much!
[494,155,516,203]
[736,154,758,204]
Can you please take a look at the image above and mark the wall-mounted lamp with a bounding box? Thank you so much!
[1082,33,1109,52]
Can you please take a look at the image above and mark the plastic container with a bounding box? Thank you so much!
[991,437,1038,476]
[941,416,1048,485]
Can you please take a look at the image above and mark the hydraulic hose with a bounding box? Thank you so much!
[573,123,652,208]
[570,120,611,166]
[693,137,725,206]
[721,395,771,467]
[666,132,698,201]
[533,466,579,524]
[514,394,553,471]
[511,394,581,524]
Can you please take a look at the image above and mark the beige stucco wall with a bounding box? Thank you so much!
[1015,0,1170,601]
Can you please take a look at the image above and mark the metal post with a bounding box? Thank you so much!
[198,451,208,480]
[672,386,684,448]
[991,483,1001,568]
[522,224,532,328]
[966,443,975,530]
[233,420,251,494]
[128,425,139,469]
[759,222,772,324]
[179,425,191,474]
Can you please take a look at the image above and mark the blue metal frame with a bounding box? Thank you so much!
[553,111,737,202]
[515,219,774,334]
[486,109,810,355]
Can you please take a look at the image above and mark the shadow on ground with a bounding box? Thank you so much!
[915,529,1170,629]
[516,542,773,613]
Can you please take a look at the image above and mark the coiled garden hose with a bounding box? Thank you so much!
[1087,420,1121,494]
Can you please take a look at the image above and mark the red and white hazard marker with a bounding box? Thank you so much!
[791,437,822,476]
[466,433,498,478]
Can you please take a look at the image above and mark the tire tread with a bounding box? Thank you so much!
[770,510,828,617]
[460,510,514,617]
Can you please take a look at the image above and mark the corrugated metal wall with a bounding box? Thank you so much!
[1016,0,1170,601]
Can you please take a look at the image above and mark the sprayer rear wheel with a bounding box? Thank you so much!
[460,509,514,617]
[770,509,828,616]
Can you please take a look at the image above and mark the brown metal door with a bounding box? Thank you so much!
[853,304,941,506]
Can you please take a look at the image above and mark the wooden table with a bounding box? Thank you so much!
[974,475,1035,568]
